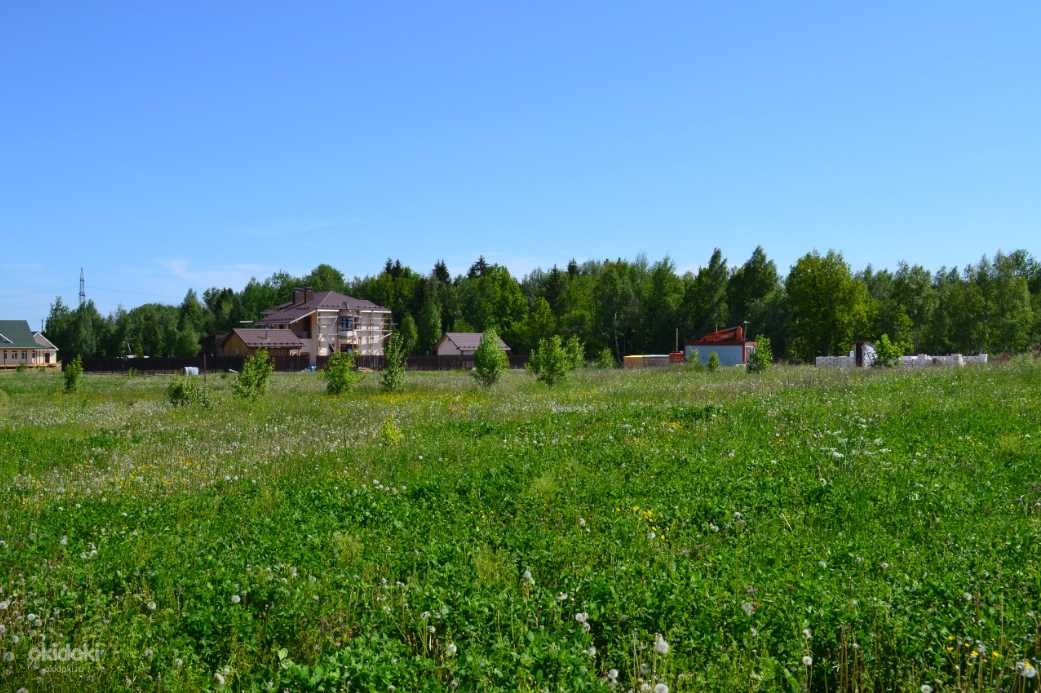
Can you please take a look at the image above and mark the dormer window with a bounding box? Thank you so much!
[339,316,354,331]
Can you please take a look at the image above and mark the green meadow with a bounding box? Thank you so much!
[1,363,1039,691]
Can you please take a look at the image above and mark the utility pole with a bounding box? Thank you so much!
[79,268,86,307]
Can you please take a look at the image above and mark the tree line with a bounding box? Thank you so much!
[44,247,1041,363]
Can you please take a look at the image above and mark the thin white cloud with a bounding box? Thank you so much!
[159,259,280,288]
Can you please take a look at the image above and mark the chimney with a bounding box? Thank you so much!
[293,287,312,305]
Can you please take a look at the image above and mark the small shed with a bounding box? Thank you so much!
[222,328,304,358]
[685,326,754,366]
[435,332,511,357]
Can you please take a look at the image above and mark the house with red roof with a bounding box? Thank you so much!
[685,325,755,366]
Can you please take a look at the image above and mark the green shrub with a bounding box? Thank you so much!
[166,377,210,407]
[381,333,406,391]
[472,328,508,387]
[528,335,572,386]
[707,352,720,372]
[873,333,901,368]
[324,351,359,394]
[565,336,586,370]
[63,355,83,393]
[379,418,403,445]
[747,336,773,373]
[594,347,616,369]
[686,349,704,372]
[234,349,273,400]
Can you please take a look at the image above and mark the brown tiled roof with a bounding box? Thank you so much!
[441,332,511,352]
[256,290,388,326]
[226,328,304,349]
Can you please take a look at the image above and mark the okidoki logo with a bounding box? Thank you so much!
[28,643,104,662]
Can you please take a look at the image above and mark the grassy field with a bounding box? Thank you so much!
[1,362,1040,691]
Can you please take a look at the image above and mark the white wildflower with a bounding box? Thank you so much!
[654,633,669,654]
[0,600,7,610]
[230,594,241,604]
[578,517,586,528]
[60,535,68,546]
[802,655,813,666]
[654,684,669,693]
[921,685,933,693]
[741,601,755,617]
[607,668,619,681]
[1019,661,1037,679]
[214,672,226,686]
[522,569,533,584]
[147,601,157,611]
[445,642,457,657]
[586,645,597,657]
[802,628,812,639]
[575,612,588,624]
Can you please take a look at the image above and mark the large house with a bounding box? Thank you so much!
[435,332,511,357]
[224,288,392,363]
[0,320,59,369]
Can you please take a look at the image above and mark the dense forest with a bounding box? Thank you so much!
[43,247,1041,363]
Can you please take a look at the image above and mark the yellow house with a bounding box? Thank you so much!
[0,320,59,368]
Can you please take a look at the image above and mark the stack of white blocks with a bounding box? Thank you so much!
[816,353,988,369]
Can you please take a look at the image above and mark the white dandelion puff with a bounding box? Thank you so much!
[802,655,813,666]
[654,633,670,654]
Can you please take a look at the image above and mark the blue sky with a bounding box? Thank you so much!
[2,2,1039,325]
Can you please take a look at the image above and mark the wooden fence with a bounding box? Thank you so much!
[83,353,528,374]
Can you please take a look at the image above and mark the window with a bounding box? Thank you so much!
[22,351,27,360]
[339,316,354,331]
